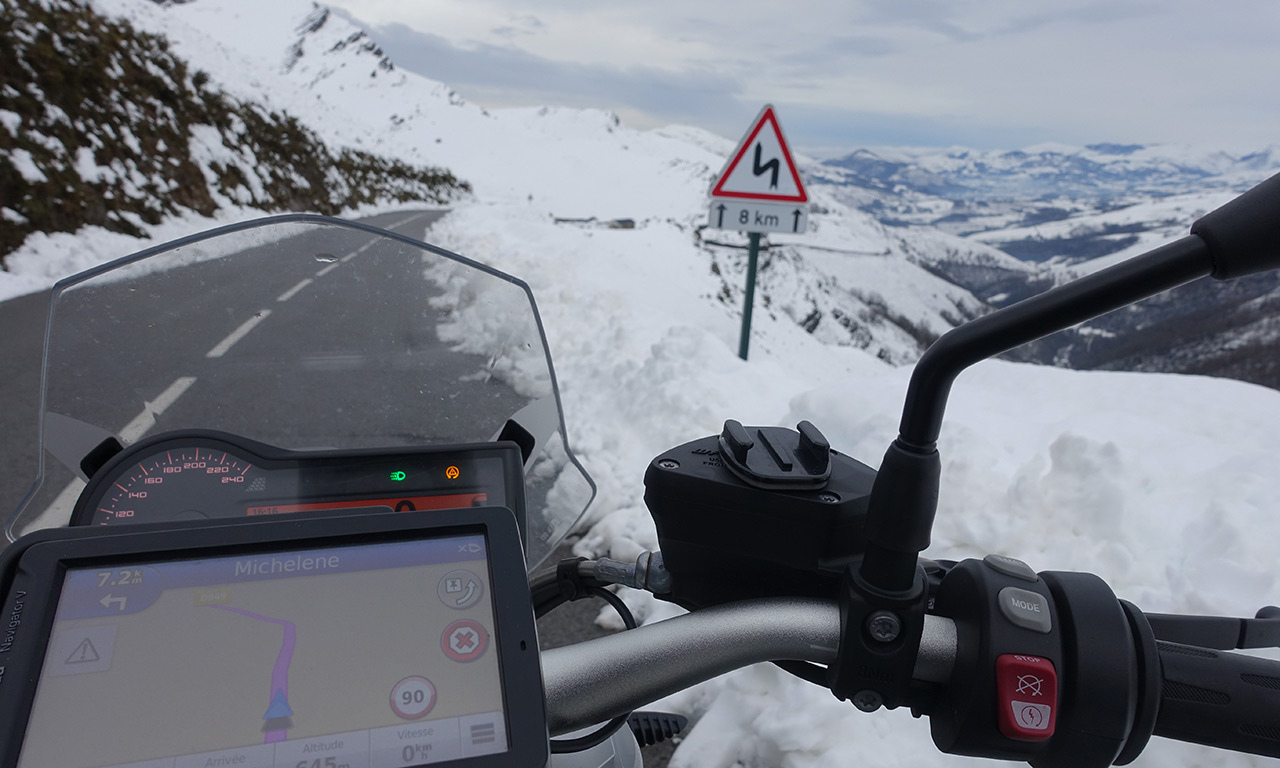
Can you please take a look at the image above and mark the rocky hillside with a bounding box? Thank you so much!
[0,0,468,262]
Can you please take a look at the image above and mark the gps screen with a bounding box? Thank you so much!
[16,534,507,768]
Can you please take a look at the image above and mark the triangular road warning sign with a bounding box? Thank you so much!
[710,105,807,203]
[66,638,100,664]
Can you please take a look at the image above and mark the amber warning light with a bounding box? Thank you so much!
[445,466,461,480]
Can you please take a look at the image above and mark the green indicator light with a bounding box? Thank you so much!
[389,471,406,482]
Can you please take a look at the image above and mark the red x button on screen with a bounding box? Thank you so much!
[442,619,490,662]
[995,654,1058,741]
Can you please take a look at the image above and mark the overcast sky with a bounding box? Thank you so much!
[323,1,1280,154]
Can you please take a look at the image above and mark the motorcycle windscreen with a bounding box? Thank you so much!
[5,216,594,570]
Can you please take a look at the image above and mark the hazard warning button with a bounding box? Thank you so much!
[995,654,1058,741]
[48,624,118,676]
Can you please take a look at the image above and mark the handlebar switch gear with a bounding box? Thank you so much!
[995,654,1058,741]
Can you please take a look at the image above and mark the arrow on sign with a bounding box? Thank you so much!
[99,594,127,611]
[716,203,727,228]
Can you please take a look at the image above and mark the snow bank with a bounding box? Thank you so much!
[431,199,1280,768]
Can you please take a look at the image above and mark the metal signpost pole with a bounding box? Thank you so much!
[738,232,762,360]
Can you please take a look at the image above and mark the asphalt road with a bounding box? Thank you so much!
[0,210,678,765]
[0,210,457,528]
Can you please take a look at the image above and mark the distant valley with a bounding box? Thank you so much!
[813,144,1280,388]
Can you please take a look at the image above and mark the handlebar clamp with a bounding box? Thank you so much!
[828,561,931,712]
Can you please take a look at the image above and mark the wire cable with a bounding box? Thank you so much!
[534,559,640,753]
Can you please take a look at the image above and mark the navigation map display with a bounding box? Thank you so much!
[16,534,507,768]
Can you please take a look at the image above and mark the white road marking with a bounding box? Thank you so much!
[341,241,374,262]
[119,376,198,442]
[206,311,271,358]
[315,262,340,277]
[23,478,86,533]
[388,211,426,232]
[25,376,197,531]
[339,212,430,263]
[277,278,313,302]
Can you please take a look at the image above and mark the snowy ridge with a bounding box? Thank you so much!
[821,138,1280,389]
[4,3,1280,768]
[829,142,1279,202]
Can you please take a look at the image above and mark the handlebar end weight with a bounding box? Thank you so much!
[1191,170,1280,280]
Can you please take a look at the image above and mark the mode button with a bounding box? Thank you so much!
[998,587,1052,634]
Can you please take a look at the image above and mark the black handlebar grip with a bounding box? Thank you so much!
[1191,171,1280,280]
[1152,641,1280,757]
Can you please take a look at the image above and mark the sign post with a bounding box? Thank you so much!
[707,105,808,360]
[739,232,762,359]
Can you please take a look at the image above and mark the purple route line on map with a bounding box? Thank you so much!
[209,606,298,744]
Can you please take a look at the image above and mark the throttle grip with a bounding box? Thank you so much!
[1153,640,1280,757]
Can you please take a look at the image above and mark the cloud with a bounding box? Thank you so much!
[773,102,1043,151]
[360,21,747,129]
[491,14,544,40]
[325,1,1280,151]
[998,1,1161,36]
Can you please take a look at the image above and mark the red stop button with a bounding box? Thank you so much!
[996,654,1058,741]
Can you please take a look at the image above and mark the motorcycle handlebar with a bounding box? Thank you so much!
[1152,640,1280,757]
[540,592,1280,762]
[540,598,958,736]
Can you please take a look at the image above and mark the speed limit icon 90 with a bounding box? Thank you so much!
[391,676,436,719]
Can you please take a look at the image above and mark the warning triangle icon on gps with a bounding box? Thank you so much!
[710,105,808,203]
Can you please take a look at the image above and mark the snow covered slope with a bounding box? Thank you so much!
[5,3,1280,768]
[5,0,1025,367]
[0,0,467,267]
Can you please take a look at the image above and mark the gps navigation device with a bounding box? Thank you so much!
[0,507,546,768]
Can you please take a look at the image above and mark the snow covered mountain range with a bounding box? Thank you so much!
[3,3,1280,768]
[817,144,1280,386]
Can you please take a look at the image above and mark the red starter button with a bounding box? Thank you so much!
[995,654,1058,741]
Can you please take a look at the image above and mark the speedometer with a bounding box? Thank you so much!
[69,430,528,543]
[91,445,266,525]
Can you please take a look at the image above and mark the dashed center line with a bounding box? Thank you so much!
[387,211,427,233]
[277,278,313,303]
[315,262,340,277]
[341,241,374,263]
[119,376,198,443]
[30,375,198,529]
[206,310,271,358]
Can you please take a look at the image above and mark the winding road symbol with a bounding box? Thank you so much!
[1016,674,1043,697]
